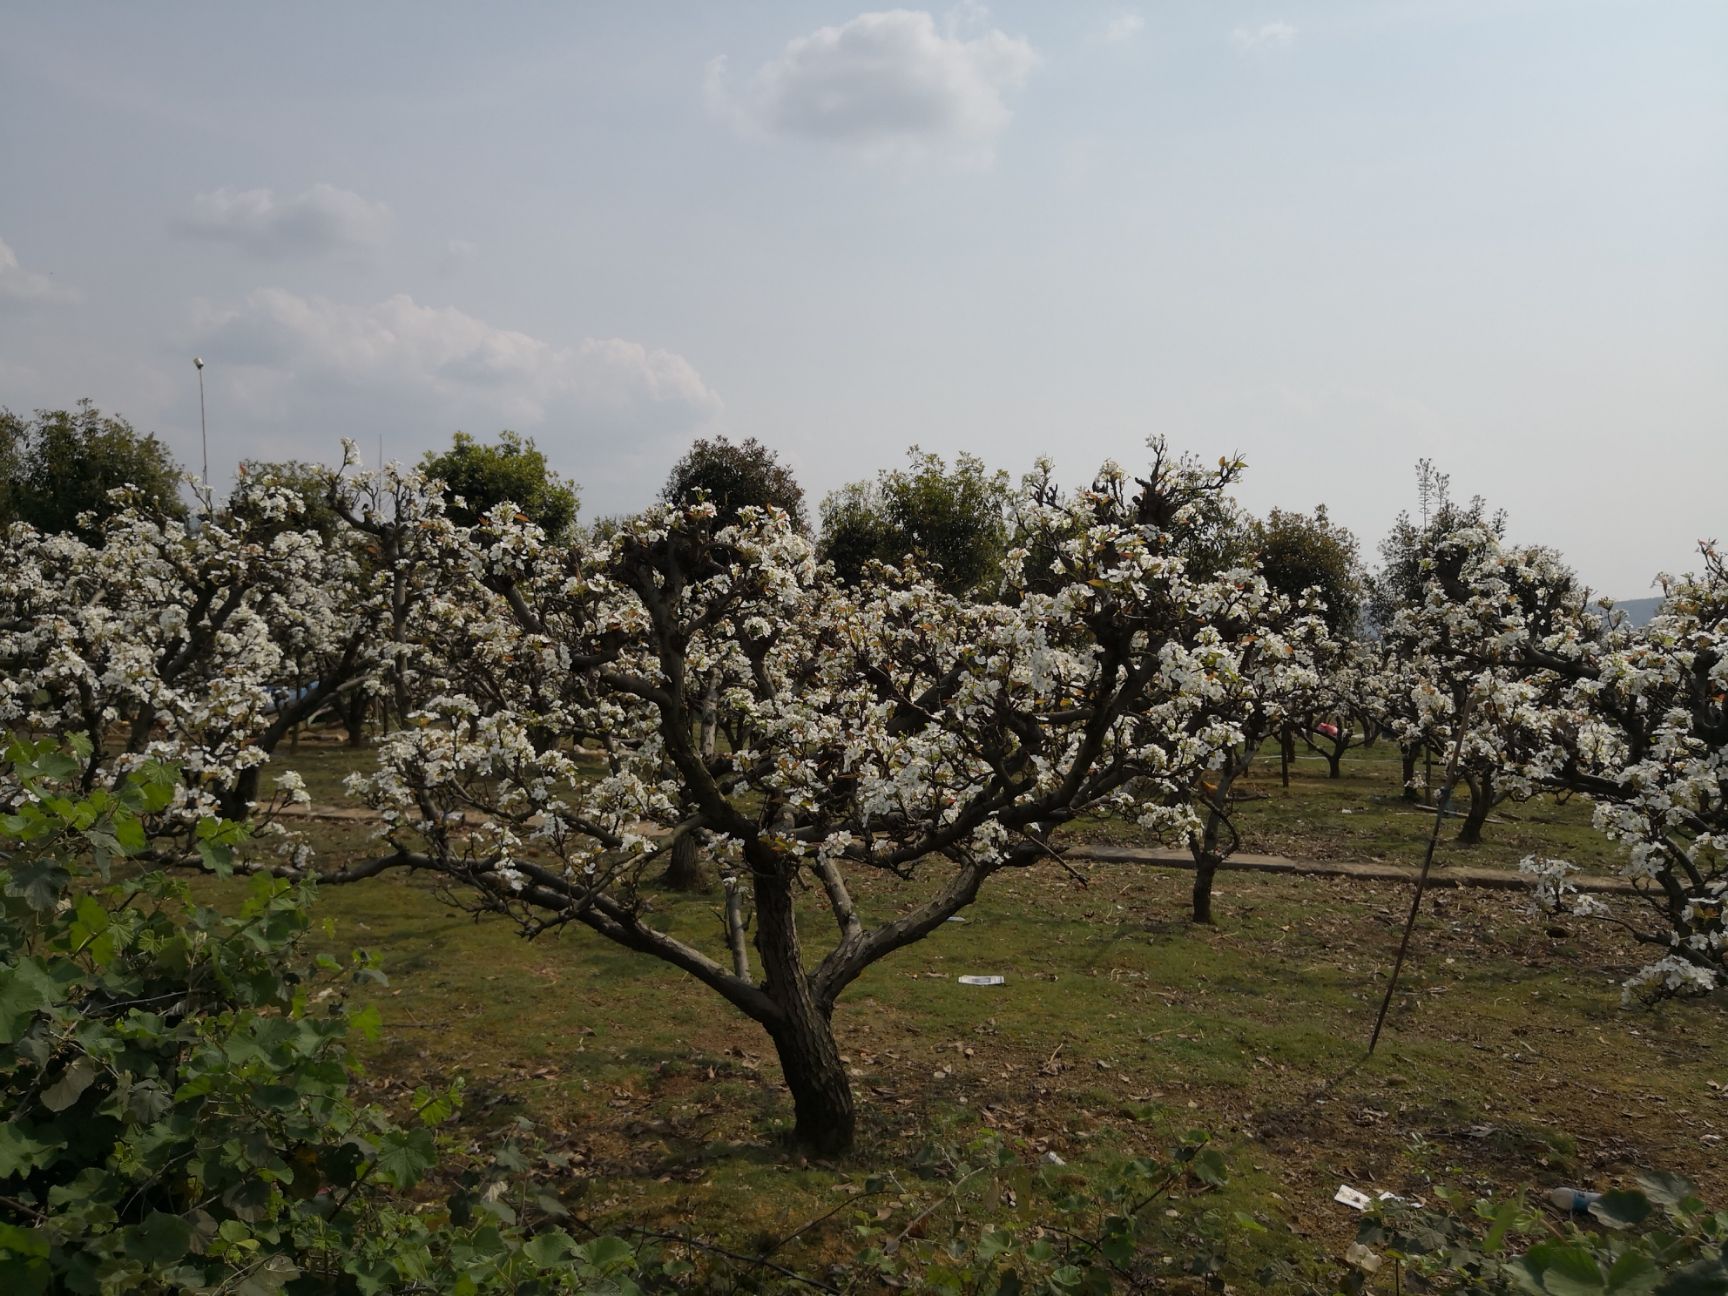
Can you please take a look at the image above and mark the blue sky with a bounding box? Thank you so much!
[2,1,1723,594]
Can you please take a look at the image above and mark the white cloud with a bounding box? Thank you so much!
[1103,11,1145,44]
[1230,21,1296,51]
[196,290,722,467]
[707,8,1039,166]
[181,183,392,256]
[0,235,80,303]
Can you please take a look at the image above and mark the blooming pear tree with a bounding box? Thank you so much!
[1377,531,1586,843]
[1408,528,1727,998]
[1172,590,1330,924]
[0,483,342,820]
[0,457,462,838]
[335,446,1271,1153]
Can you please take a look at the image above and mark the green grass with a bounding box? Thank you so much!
[228,736,1727,1287]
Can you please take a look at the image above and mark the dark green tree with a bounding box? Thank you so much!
[0,402,185,540]
[662,434,807,533]
[1250,505,1364,638]
[420,430,579,538]
[819,447,1011,596]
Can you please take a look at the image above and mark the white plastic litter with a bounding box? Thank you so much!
[1549,1187,1602,1213]
[1344,1243,1382,1274]
[1334,1185,1372,1210]
[957,975,1005,986]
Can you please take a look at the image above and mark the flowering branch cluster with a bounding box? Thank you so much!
[1395,528,1727,997]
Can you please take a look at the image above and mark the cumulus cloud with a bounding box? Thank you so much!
[181,183,392,256]
[1103,11,1145,44]
[0,235,80,303]
[195,290,722,478]
[707,7,1038,166]
[1230,21,1296,51]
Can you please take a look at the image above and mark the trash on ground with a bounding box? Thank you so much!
[957,975,1005,986]
[1042,1151,1066,1166]
[945,916,967,923]
[1334,1185,1373,1210]
[1344,1243,1382,1274]
[1549,1187,1602,1214]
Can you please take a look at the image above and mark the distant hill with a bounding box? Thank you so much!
[1607,596,1663,627]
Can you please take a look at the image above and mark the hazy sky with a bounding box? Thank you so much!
[3,2,1724,595]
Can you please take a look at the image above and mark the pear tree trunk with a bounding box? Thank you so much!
[754,872,855,1155]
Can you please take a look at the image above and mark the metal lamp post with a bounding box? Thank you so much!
[193,356,208,484]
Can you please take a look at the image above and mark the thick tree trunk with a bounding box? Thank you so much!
[766,1013,855,1157]
[1190,854,1220,925]
[1401,744,1421,803]
[1457,772,1492,845]
[341,690,369,748]
[1279,725,1293,788]
[660,831,708,892]
[1325,743,1343,779]
[698,676,719,759]
[1188,765,1238,924]
[754,871,855,1155]
[221,763,263,822]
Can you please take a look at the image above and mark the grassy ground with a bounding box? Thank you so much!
[238,732,1726,1287]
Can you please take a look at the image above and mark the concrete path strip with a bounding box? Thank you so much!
[278,802,1638,895]
[1064,845,1639,894]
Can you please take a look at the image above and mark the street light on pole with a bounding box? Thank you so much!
[193,357,208,484]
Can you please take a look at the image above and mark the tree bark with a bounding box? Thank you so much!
[698,676,719,759]
[766,1012,855,1157]
[1401,744,1421,803]
[754,870,855,1155]
[660,831,708,892]
[341,690,369,748]
[1191,854,1219,925]
[1188,763,1239,924]
[1457,771,1492,845]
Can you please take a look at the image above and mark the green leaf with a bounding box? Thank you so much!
[1638,1172,1697,1209]
[372,1129,437,1188]
[41,1057,99,1113]
[1191,1147,1229,1188]
[522,1230,576,1267]
[251,1086,302,1112]
[1484,1199,1522,1254]
[0,1122,61,1177]
[4,858,70,913]
[578,1235,638,1274]
[233,1254,299,1296]
[0,959,62,1044]
[1652,1258,1728,1296]
[1527,1241,1607,1296]
[1593,1191,1655,1230]
[1603,1251,1659,1296]
[125,1212,195,1264]
[0,1221,50,1259]
[222,1176,273,1222]
[111,813,149,855]
[349,1003,382,1042]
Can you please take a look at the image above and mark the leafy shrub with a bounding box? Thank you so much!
[1324,1174,1728,1295]
[0,737,658,1295]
